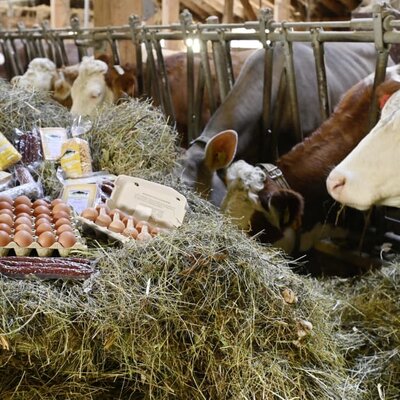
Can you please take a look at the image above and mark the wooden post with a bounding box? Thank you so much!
[223,0,234,23]
[162,0,183,50]
[50,0,71,28]
[274,0,291,21]
[93,0,143,63]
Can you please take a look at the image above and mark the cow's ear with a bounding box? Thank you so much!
[376,80,400,109]
[204,130,238,171]
[258,189,304,230]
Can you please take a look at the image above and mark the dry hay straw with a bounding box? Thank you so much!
[0,80,71,137]
[0,90,361,398]
[86,98,179,179]
[0,179,362,399]
[323,263,400,399]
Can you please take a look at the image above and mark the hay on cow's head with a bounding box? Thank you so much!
[323,263,400,400]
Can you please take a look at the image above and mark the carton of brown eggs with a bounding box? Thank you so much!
[77,175,187,243]
[0,194,87,257]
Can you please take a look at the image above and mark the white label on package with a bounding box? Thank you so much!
[40,127,68,160]
[62,184,98,214]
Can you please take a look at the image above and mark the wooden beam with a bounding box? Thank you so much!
[223,0,234,23]
[239,0,257,20]
[180,0,211,21]
[93,0,142,63]
[50,0,70,28]
[274,0,291,21]
[162,0,182,50]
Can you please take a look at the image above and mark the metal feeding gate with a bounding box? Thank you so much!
[1,3,400,261]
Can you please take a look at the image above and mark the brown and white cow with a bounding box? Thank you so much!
[11,57,79,108]
[208,67,400,253]
[70,55,136,116]
[177,42,389,207]
[327,79,400,210]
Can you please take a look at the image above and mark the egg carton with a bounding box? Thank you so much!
[76,216,130,244]
[0,232,87,257]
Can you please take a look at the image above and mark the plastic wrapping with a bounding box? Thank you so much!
[0,131,22,170]
[70,115,93,137]
[60,138,93,178]
[13,127,43,168]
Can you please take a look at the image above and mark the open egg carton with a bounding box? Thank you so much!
[76,175,187,244]
[0,194,87,257]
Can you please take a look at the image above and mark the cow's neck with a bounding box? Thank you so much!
[276,83,373,201]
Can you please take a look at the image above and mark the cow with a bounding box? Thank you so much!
[69,50,252,145]
[69,55,137,116]
[207,67,400,254]
[176,42,391,207]
[11,57,80,108]
[327,79,400,211]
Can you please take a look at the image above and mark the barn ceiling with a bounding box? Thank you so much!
[157,0,365,22]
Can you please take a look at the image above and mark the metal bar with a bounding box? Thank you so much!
[199,39,216,113]
[281,26,302,143]
[311,29,329,121]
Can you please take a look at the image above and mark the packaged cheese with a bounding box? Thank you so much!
[60,138,93,178]
[0,131,22,170]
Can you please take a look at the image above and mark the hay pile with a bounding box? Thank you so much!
[324,264,400,400]
[0,80,71,136]
[0,82,390,399]
[0,187,361,399]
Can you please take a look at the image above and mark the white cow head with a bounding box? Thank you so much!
[12,57,57,91]
[70,56,114,116]
[327,84,400,210]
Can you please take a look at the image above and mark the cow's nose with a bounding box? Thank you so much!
[326,171,346,198]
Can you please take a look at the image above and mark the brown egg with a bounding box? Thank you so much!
[52,203,71,215]
[95,207,112,227]
[57,231,77,248]
[95,204,110,214]
[33,205,51,217]
[135,220,150,233]
[35,217,52,227]
[0,230,11,246]
[35,222,53,235]
[38,231,56,248]
[0,223,12,234]
[14,224,33,233]
[150,226,163,237]
[109,209,127,220]
[0,213,14,226]
[15,212,31,220]
[52,211,70,221]
[0,201,13,211]
[56,224,73,235]
[54,217,71,229]
[14,216,32,227]
[0,194,13,204]
[108,213,125,233]
[14,195,32,208]
[14,203,32,215]
[36,213,52,223]
[32,199,50,208]
[122,217,138,239]
[122,215,138,226]
[0,209,14,218]
[81,207,98,222]
[13,230,33,247]
[50,198,64,207]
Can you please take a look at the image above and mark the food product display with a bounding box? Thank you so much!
[78,206,164,242]
[0,196,86,257]
[60,137,93,178]
[0,256,95,280]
